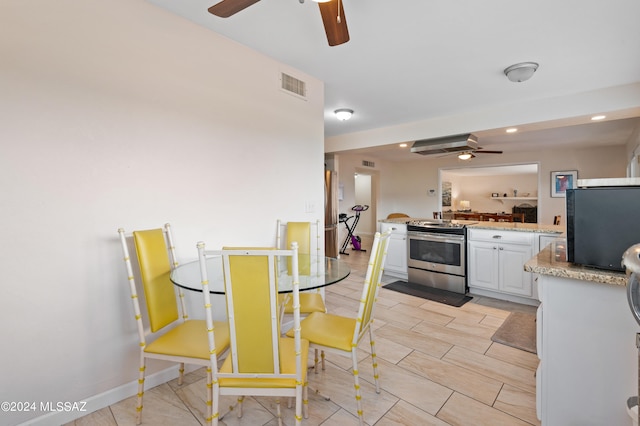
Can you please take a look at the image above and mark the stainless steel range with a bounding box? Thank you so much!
[407,219,472,294]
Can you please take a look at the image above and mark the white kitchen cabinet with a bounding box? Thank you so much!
[467,228,534,300]
[379,222,407,280]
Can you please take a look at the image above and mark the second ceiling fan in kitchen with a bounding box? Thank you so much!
[208,0,350,46]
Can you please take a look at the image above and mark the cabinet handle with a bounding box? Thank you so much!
[391,227,397,230]
[493,246,498,250]
[499,247,504,250]
[492,235,502,239]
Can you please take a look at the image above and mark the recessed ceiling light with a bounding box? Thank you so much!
[591,115,606,121]
[506,128,518,133]
[399,143,408,148]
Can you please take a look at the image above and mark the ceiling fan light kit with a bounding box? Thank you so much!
[458,152,473,160]
[504,62,539,82]
[335,108,354,121]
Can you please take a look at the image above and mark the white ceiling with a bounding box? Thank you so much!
[150,0,640,160]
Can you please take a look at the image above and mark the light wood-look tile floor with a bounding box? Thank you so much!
[68,236,540,425]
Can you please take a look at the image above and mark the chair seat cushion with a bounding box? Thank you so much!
[144,320,230,359]
[282,292,326,314]
[286,312,356,352]
[218,337,309,388]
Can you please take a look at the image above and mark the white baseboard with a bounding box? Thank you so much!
[468,287,540,307]
[18,365,196,425]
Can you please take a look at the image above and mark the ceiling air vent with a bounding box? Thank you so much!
[280,72,306,99]
[362,160,375,168]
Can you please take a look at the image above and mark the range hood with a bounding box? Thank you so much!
[411,133,478,155]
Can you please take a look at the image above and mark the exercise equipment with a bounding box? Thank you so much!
[339,204,369,255]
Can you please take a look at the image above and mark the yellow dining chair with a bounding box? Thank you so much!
[276,220,326,369]
[118,225,230,425]
[276,220,325,312]
[197,242,309,426]
[287,230,391,426]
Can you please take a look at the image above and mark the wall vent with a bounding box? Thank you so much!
[280,72,306,99]
[362,160,375,168]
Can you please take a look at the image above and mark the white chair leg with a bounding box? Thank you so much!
[237,396,244,418]
[351,350,365,426]
[136,355,145,425]
[178,362,185,386]
[295,387,302,426]
[276,399,283,426]
[369,329,381,393]
[303,381,309,419]
[206,367,215,426]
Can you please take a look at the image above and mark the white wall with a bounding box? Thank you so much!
[338,145,627,226]
[0,1,324,424]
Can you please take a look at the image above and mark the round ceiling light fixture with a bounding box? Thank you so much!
[334,108,354,121]
[504,62,539,82]
[458,152,473,160]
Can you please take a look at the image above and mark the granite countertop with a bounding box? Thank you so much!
[379,217,564,234]
[524,240,628,286]
[466,221,563,234]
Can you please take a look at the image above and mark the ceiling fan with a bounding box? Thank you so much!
[457,147,503,160]
[410,133,503,160]
[208,0,350,46]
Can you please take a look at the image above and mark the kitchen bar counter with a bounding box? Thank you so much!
[524,240,627,286]
[379,217,563,234]
[531,240,636,425]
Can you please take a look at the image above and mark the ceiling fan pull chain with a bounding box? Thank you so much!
[337,0,342,23]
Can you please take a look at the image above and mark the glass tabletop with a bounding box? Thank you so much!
[170,256,351,295]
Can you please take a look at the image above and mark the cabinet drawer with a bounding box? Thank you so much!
[467,228,533,245]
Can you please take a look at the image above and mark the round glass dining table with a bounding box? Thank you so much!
[170,256,351,295]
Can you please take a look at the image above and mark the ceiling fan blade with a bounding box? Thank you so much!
[208,0,261,18]
[318,0,350,46]
[475,150,503,154]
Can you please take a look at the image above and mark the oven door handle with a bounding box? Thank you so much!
[407,232,465,243]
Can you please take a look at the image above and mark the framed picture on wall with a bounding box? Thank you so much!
[551,170,578,197]
[442,181,452,206]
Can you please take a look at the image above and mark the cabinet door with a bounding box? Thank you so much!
[468,241,499,290]
[498,243,533,296]
[385,233,407,273]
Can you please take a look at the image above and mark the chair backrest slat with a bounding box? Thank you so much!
[133,229,179,332]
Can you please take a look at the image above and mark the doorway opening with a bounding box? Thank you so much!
[439,163,539,222]
[352,168,379,242]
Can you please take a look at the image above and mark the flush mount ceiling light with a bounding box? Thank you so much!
[504,62,539,82]
[335,108,354,121]
[458,152,473,160]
